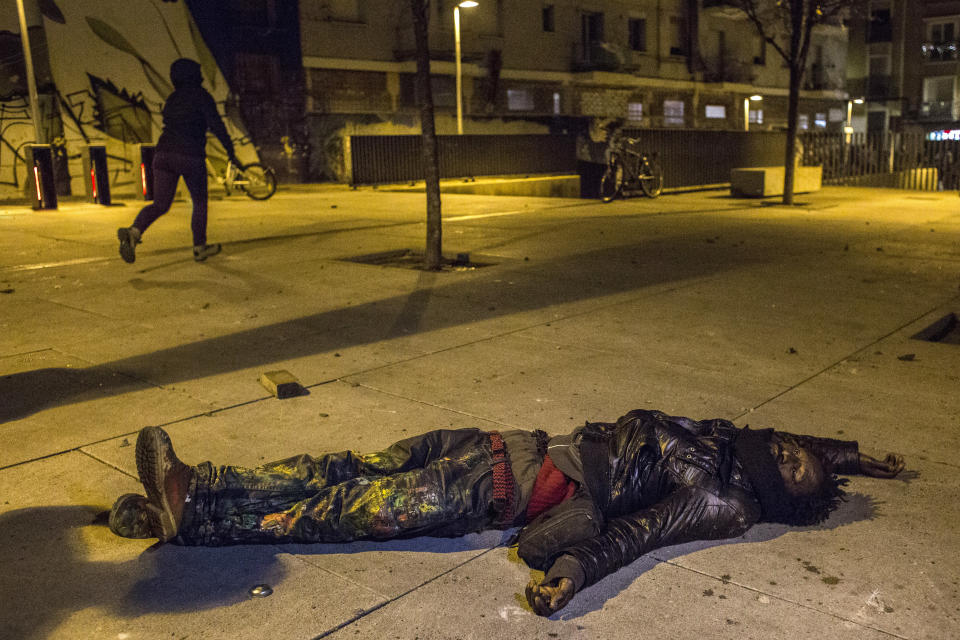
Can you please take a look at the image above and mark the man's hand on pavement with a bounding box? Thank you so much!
[525,577,575,616]
[859,453,905,478]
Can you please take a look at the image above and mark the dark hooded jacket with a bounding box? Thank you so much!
[156,59,234,159]
[518,409,860,591]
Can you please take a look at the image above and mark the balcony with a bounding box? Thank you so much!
[702,0,746,20]
[921,41,960,61]
[920,101,958,121]
[866,74,892,100]
[572,42,623,72]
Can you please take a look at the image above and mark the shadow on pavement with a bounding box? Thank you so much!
[1,233,788,423]
[0,505,506,639]
[554,492,880,620]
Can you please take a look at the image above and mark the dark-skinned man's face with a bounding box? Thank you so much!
[769,434,824,496]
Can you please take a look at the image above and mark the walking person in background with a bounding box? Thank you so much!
[117,58,238,264]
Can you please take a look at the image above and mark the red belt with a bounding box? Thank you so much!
[488,431,515,526]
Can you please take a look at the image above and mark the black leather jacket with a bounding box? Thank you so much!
[525,409,860,590]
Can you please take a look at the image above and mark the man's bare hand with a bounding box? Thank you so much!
[859,453,905,478]
[525,577,575,616]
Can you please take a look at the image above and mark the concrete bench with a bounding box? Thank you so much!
[731,165,822,197]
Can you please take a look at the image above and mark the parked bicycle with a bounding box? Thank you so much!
[599,133,663,202]
[206,157,277,200]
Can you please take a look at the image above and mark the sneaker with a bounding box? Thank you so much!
[109,493,160,539]
[135,426,192,542]
[193,243,222,262]
[117,227,140,263]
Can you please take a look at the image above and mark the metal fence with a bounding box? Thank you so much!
[348,129,957,193]
[617,128,787,189]
[800,131,954,191]
[348,134,577,185]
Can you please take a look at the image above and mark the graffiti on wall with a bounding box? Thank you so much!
[0,0,248,198]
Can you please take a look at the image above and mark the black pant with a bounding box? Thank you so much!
[178,429,513,546]
[132,151,209,247]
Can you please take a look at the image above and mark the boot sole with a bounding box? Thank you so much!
[135,427,178,542]
[117,228,136,264]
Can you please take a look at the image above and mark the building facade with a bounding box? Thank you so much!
[847,0,960,137]
[299,0,851,181]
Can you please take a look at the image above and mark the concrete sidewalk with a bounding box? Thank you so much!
[1,186,958,639]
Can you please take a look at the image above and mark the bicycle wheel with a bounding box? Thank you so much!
[600,159,624,202]
[639,160,663,198]
[236,163,277,200]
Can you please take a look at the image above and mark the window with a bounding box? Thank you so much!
[815,113,827,128]
[552,92,561,114]
[930,21,957,43]
[582,11,604,46]
[868,8,892,43]
[542,5,555,32]
[749,109,763,124]
[669,16,687,56]
[828,108,845,122]
[705,105,726,119]
[629,18,646,52]
[323,0,361,22]
[507,89,534,111]
[627,102,643,121]
[799,114,809,130]
[754,37,766,65]
[664,99,684,126]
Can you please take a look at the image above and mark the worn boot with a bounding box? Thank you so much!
[108,493,159,539]
[135,426,192,542]
[117,227,141,263]
[193,243,222,262]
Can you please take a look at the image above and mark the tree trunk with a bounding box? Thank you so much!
[410,0,443,270]
[783,63,800,205]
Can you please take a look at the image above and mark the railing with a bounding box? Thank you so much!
[921,41,960,61]
[920,101,957,120]
[800,131,954,191]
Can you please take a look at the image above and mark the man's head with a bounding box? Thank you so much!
[733,428,846,526]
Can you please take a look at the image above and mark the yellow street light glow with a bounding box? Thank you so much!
[749,95,763,101]
[854,98,864,104]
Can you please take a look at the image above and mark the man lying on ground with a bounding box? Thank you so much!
[110,409,904,616]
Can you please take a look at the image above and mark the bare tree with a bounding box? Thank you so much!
[731,0,864,204]
[409,0,443,270]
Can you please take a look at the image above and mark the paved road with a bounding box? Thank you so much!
[1,186,958,639]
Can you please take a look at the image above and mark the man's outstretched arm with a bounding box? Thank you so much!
[525,485,757,616]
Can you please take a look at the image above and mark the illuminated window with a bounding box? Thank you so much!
[664,99,684,125]
[829,108,845,122]
[749,109,763,124]
[553,92,561,114]
[799,114,809,130]
[628,102,643,121]
[705,105,726,119]
[815,113,827,128]
[507,89,534,111]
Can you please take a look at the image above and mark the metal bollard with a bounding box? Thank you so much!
[138,144,156,200]
[82,145,111,205]
[25,144,58,210]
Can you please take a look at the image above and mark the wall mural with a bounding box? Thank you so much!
[0,0,253,200]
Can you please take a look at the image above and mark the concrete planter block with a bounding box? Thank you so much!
[731,166,822,197]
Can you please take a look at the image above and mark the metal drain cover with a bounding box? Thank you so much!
[911,313,960,345]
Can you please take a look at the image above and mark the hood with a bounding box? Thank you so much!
[169,58,203,89]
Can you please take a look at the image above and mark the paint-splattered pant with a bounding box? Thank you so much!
[176,428,521,546]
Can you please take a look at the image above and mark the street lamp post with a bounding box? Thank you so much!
[15,0,42,143]
[454,1,478,135]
